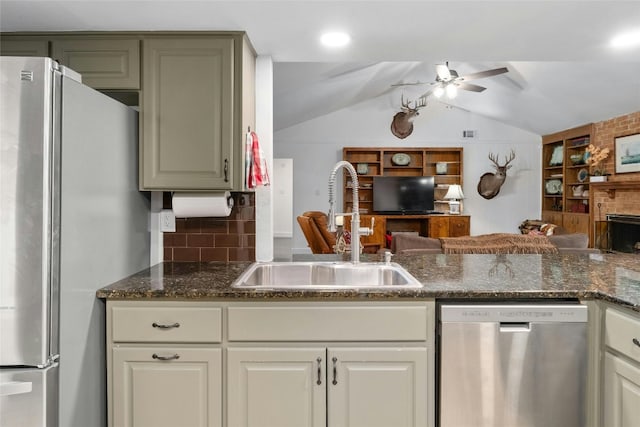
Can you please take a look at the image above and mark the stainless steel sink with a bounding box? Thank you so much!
[232,262,422,289]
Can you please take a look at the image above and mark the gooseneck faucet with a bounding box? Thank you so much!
[328,161,373,263]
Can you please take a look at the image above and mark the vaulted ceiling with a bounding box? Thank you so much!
[3,0,640,135]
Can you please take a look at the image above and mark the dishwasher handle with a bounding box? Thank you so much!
[499,322,530,332]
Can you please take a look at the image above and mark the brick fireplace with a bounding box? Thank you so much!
[605,214,640,253]
[589,112,640,248]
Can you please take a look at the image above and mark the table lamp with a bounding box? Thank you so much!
[444,184,464,214]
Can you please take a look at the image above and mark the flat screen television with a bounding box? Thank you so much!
[373,176,435,214]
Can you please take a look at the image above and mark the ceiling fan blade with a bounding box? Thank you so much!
[391,81,430,87]
[458,67,509,81]
[436,64,451,80]
[457,82,486,92]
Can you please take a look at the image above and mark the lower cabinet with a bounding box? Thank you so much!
[227,347,428,427]
[602,305,640,427]
[112,347,222,427]
[107,300,435,427]
[603,353,640,426]
[428,215,471,238]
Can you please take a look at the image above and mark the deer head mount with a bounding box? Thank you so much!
[390,94,427,139]
[477,150,516,199]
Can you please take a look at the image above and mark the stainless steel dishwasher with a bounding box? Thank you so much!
[438,303,588,427]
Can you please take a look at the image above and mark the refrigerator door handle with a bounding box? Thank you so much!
[0,380,33,396]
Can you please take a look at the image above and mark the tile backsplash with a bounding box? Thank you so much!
[163,192,255,262]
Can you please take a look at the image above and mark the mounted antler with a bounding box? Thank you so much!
[477,149,516,199]
[390,94,427,139]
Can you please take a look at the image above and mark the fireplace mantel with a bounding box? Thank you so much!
[590,180,640,198]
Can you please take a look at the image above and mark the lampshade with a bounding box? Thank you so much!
[444,184,464,200]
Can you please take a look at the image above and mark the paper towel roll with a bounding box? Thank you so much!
[172,192,234,218]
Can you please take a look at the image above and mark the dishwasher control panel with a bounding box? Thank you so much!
[440,304,588,323]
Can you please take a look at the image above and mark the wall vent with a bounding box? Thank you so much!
[462,130,476,139]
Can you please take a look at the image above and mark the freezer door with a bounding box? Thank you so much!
[0,363,59,427]
[0,57,60,366]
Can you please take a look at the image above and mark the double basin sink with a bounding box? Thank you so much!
[232,261,422,290]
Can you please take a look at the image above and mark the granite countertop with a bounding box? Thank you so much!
[96,253,640,312]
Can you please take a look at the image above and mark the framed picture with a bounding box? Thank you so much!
[615,133,640,174]
[549,145,563,166]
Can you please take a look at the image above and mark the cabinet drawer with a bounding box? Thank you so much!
[605,308,640,363]
[228,305,428,342]
[111,306,222,343]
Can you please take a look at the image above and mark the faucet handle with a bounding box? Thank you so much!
[358,216,375,236]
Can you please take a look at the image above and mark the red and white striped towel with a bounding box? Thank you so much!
[247,131,270,188]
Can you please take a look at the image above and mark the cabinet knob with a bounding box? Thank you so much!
[633,338,640,348]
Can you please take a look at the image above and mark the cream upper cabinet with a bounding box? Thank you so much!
[51,38,140,89]
[0,37,49,56]
[140,35,255,191]
[0,36,140,90]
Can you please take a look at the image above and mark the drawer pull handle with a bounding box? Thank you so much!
[152,322,180,329]
[316,357,322,385]
[152,353,180,361]
[332,357,338,385]
[633,338,640,348]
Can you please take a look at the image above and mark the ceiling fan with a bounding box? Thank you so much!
[393,62,509,99]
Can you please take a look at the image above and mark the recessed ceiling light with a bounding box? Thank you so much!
[320,32,351,48]
[611,30,640,48]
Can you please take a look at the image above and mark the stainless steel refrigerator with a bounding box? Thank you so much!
[0,57,150,427]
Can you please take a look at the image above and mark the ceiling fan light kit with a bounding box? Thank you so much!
[390,62,509,138]
[394,62,509,100]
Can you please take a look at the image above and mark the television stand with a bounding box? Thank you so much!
[345,214,470,250]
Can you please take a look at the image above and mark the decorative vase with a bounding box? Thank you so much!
[589,175,607,182]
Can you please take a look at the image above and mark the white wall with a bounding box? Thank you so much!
[273,158,293,237]
[274,100,542,253]
[255,56,274,261]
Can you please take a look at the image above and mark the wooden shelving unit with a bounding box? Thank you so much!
[341,147,467,250]
[541,124,593,238]
[342,147,464,214]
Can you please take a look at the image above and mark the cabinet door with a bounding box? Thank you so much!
[227,347,326,427]
[428,216,449,238]
[141,38,234,190]
[564,213,589,234]
[328,348,428,427]
[541,211,563,226]
[346,215,386,251]
[449,216,470,237]
[0,39,49,56]
[112,347,222,427]
[51,39,140,89]
[603,352,640,427]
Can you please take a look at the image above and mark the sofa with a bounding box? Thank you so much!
[390,232,598,255]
